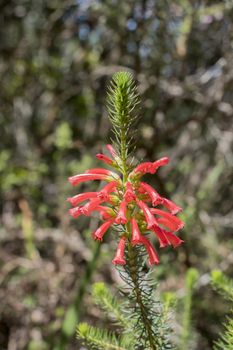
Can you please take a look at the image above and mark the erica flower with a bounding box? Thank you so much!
[131,157,169,176]
[93,219,114,241]
[68,146,184,266]
[96,154,114,165]
[115,200,128,224]
[112,236,126,265]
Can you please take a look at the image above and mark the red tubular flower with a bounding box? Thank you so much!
[164,231,184,248]
[124,182,136,202]
[69,173,111,186]
[112,236,126,265]
[139,182,162,206]
[160,198,182,215]
[131,218,144,244]
[81,198,102,215]
[95,206,115,220]
[136,200,157,230]
[150,208,184,232]
[106,144,117,158]
[96,153,114,165]
[98,181,118,201]
[68,146,184,267]
[69,206,83,218]
[133,236,159,266]
[67,192,98,206]
[143,237,160,265]
[151,225,170,248]
[85,168,119,179]
[93,219,114,241]
[115,200,128,224]
[132,157,169,176]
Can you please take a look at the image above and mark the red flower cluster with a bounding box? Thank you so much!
[68,145,184,266]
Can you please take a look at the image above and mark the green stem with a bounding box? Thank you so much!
[120,123,128,182]
[127,242,158,350]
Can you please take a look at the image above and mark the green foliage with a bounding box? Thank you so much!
[54,122,72,150]
[211,270,233,301]
[121,245,173,350]
[78,276,172,350]
[211,271,233,350]
[180,268,199,350]
[92,282,129,328]
[107,71,140,172]
[77,322,134,350]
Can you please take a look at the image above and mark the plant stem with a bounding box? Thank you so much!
[120,121,128,182]
[127,243,158,350]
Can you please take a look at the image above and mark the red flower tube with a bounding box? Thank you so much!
[112,236,126,265]
[95,206,115,220]
[81,198,102,215]
[115,200,128,224]
[139,182,162,206]
[132,235,160,266]
[98,181,118,201]
[164,231,184,248]
[93,219,114,241]
[85,168,119,178]
[136,200,157,230]
[124,182,136,202]
[106,144,117,158]
[67,192,98,207]
[132,157,169,175]
[160,198,182,215]
[69,206,83,218]
[151,225,170,248]
[131,218,144,244]
[69,173,111,186]
[150,208,184,232]
[96,153,114,165]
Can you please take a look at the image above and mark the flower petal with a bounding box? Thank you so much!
[115,200,128,224]
[106,144,117,158]
[96,153,113,165]
[150,208,184,232]
[161,198,182,215]
[67,192,98,206]
[112,237,126,265]
[68,173,109,186]
[93,219,114,241]
[131,218,144,244]
[81,198,102,215]
[164,231,184,248]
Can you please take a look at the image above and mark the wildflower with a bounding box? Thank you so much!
[69,173,111,186]
[115,200,128,224]
[112,236,126,265]
[106,144,118,157]
[136,200,157,230]
[139,182,162,206]
[124,182,136,202]
[68,146,184,266]
[67,192,98,206]
[98,181,118,201]
[96,153,114,165]
[93,219,114,241]
[131,218,143,244]
[81,198,102,215]
[132,157,169,176]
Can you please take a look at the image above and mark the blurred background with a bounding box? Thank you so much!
[0,0,232,349]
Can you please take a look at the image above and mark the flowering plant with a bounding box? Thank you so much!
[68,72,184,350]
[68,148,184,266]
